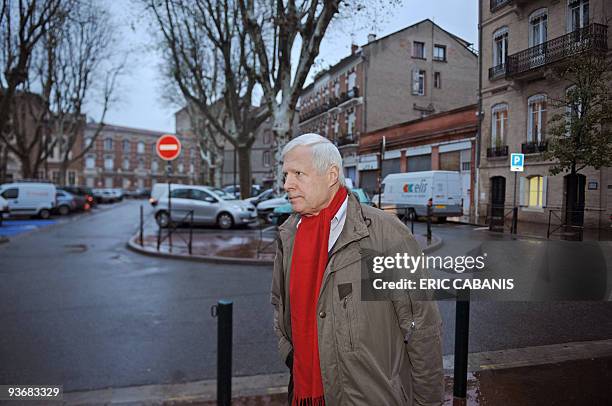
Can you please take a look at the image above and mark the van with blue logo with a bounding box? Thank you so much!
[380,171,463,221]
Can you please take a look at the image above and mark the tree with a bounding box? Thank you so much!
[146,0,269,198]
[45,0,123,185]
[545,51,612,232]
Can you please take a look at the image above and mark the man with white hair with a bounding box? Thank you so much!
[271,133,444,405]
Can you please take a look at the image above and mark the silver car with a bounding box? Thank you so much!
[154,185,257,229]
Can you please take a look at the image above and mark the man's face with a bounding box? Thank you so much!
[282,145,337,216]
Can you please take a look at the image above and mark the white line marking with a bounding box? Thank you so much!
[159,145,178,151]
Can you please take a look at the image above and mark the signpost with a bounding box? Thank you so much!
[510,153,524,235]
[156,134,182,233]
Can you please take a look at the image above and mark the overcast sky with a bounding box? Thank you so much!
[93,0,478,134]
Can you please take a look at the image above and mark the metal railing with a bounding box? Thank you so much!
[506,24,608,77]
[488,63,506,79]
[546,207,606,240]
[298,87,360,123]
[490,0,512,12]
[156,209,194,254]
[521,140,548,154]
[486,145,508,158]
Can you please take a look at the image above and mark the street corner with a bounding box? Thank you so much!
[416,232,443,253]
[126,227,276,266]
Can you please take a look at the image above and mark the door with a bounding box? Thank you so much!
[529,10,548,68]
[489,176,506,232]
[564,173,585,231]
[189,189,219,224]
[168,188,192,221]
[1,187,20,213]
[461,173,471,215]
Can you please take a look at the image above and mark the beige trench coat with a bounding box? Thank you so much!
[271,192,444,405]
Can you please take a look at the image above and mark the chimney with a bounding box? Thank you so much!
[351,43,358,54]
[367,33,377,43]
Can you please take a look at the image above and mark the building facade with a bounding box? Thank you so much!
[478,0,611,228]
[359,105,478,215]
[82,123,201,189]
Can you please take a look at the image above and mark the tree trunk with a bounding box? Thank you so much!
[237,145,252,199]
[59,162,69,186]
[273,124,294,194]
[20,155,33,179]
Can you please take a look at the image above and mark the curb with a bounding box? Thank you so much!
[61,339,612,405]
[126,232,444,264]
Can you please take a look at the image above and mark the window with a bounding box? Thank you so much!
[190,189,215,202]
[334,80,340,97]
[123,139,130,153]
[347,70,356,90]
[137,141,145,154]
[491,103,508,147]
[1,188,18,199]
[461,162,471,171]
[152,160,159,172]
[347,110,356,136]
[493,27,508,67]
[68,171,76,185]
[434,72,442,88]
[123,157,130,170]
[529,9,548,46]
[433,45,446,61]
[521,176,546,208]
[568,0,589,32]
[104,177,113,188]
[333,117,339,136]
[190,163,195,174]
[104,156,114,170]
[138,158,145,170]
[178,163,184,173]
[85,155,95,169]
[527,94,547,143]
[263,151,271,166]
[413,41,425,59]
[104,138,113,151]
[84,137,93,148]
[412,69,426,96]
[564,86,583,137]
[170,188,190,199]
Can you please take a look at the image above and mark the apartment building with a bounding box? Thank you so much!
[297,19,478,187]
[82,123,200,189]
[478,0,611,228]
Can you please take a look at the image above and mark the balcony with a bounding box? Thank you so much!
[299,87,360,123]
[486,145,508,158]
[337,134,357,147]
[490,0,512,12]
[488,63,506,80]
[521,140,548,154]
[506,24,608,78]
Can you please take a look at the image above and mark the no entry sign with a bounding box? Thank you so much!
[156,134,181,161]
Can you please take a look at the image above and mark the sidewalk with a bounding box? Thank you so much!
[62,339,612,405]
[127,223,443,264]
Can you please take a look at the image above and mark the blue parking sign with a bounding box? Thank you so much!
[510,153,524,172]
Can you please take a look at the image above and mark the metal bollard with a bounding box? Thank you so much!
[139,205,144,246]
[427,205,432,244]
[511,207,518,235]
[211,300,233,406]
[453,288,470,403]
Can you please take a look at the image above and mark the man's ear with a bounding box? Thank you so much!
[328,165,339,187]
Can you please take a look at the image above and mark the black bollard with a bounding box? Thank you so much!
[511,206,518,235]
[139,205,144,246]
[212,300,233,406]
[426,203,432,244]
[453,288,470,402]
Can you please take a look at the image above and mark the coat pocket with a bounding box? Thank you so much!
[337,282,357,352]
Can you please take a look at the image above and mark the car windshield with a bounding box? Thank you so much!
[208,188,231,200]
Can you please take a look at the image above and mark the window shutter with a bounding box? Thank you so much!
[542,176,548,207]
[519,177,526,206]
[412,69,419,95]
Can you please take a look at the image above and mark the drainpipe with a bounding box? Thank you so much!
[475,0,484,221]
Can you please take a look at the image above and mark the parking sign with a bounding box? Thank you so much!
[510,153,524,172]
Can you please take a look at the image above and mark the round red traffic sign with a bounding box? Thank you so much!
[156,134,182,161]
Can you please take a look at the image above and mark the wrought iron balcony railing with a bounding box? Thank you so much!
[521,140,548,154]
[337,134,357,146]
[506,24,608,77]
[486,145,508,158]
[490,0,512,12]
[488,63,507,79]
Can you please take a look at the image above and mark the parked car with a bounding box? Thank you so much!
[272,188,372,225]
[257,193,289,222]
[110,188,124,201]
[0,182,56,219]
[222,184,261,199]
[0,195,8,225]
[54,190,78,215]
[92,188,118,203]
[245,188,276,206]
[125,188,151,199]
[150,183,185,206]
[60,186,96,208]
[154,185,257,229]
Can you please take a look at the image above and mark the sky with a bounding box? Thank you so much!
[91,0,479,134]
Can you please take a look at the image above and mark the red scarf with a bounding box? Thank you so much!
[289,187,348,406]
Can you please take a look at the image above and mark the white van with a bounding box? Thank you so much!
[381,171,462,220]
[0,182,57,219]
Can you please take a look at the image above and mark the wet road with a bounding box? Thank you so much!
[0,200,611,392]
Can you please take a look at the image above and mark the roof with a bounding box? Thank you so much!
[85,122,170,137]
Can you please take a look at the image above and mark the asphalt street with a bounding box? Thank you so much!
[0,200,611,393]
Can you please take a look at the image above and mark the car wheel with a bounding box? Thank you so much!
[39,209,51,219]
[156,211,171,228]
[58,205,70,215]
[217,212,234,230]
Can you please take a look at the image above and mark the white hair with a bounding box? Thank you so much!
[281,133,346,187]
